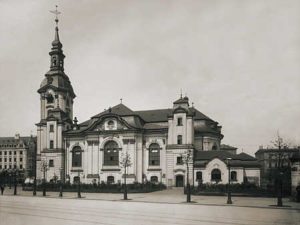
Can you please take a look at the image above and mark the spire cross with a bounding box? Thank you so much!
[50,5,61,26]
[120,98,123,104]
[180,89,183,98]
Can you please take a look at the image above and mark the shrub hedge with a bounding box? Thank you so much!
[23,182,166,193]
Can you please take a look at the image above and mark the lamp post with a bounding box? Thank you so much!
[40,160,48,197]
[59,167,63,198]
[77,170,81,198]
[13,169,18,195]
[226,157,232,204]
[277,171,283,207]
[182,149,192,203]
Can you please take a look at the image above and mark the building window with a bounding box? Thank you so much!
[149,143,160,166]
[177,135,182,145]
[9,158,11,162]
[0,165,2,169]
[4,158,7,162]
[4,151,7,155]
[0,152,1,155]
[14,165,17,169]
[14,158,16,162]
[50,125,54,132]
[14,151,16,155]
[177,117,183,126]
[107,176,115,184]
[212,144,217,151]
[176,156,183,165]
[20,151,23,155]
[196,171,202,181]
[20,158,22,162]
[49,160,54,167]
[72,146,82,167]
[150,176,158,183]
[211,169,221,182]
[4,165,7,169]
[49,140,54,149]
[9,151,12,155]
[9,165,12,169]
[231,171,237,181]
[104,141,119,166]
[0,158,2,162]
[20,164,23,169]
[46,94,54,104]
[107,120,115,130]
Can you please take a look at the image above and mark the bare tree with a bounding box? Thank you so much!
[270,132,291,207]
[181,149,193,203]
[120,151,132,200]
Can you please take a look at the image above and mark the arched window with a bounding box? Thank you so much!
[211,169,221,182]
[150,176,158,183]
[231,171,237,181]
[177,135,182,145]
[72,146,82,167]
[46,94,54,104]
[212,144,217,151]
[107,176,114,184]
[196,171,202,181]
[149,143,160,166]
[104,141,119,165]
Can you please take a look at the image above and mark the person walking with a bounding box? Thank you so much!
[0,185,4,195]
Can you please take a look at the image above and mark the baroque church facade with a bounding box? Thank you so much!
[36,19,260,187]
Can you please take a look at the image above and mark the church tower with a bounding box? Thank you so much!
[36,9,76,181]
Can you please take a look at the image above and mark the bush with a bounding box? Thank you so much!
[191,183,273,197]
[23,181,166,193]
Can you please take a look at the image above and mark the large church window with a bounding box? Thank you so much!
[211,169,221,182]
[72,146,82,167]
[104,141,119,166]
[149,143,160,166]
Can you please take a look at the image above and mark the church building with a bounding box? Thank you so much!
[36,16,260,187]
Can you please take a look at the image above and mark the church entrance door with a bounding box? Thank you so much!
[176,175,184,187]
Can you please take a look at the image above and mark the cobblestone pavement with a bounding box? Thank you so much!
[1,193,300,225]
[2,186,299,210]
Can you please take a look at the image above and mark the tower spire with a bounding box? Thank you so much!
[49,5,64,72]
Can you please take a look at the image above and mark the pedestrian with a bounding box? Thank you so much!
[0,185,4,195]
[296,185,300,202]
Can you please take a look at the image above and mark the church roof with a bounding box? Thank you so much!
[194,150,260,168]
[82,103,214,125]
[92,104,135,118]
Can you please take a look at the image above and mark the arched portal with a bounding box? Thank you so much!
[175,175,184,187]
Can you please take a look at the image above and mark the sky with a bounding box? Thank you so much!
[0,0,299,155]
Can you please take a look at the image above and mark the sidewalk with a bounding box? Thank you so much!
[2,187,300,210]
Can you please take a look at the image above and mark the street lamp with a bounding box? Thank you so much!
[59,167,63,198]
[13,169,18,195]
[277,171,283,207]
[77,170,81,198]
[40,160,49,197]
[226,157,232,204]
[182,149,192,203]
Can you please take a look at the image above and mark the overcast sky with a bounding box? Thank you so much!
[0,0,299,155]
